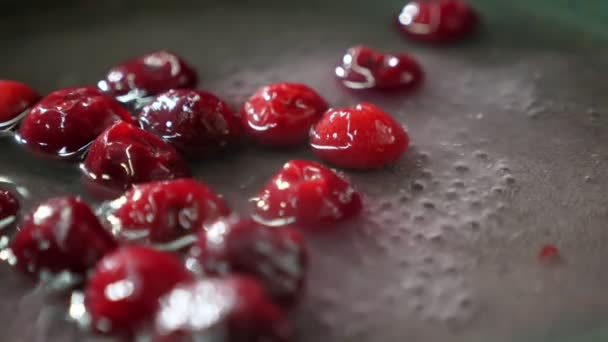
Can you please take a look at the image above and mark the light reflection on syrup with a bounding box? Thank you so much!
[68,291,91,329]
[0,108,30,135]
[14,133,94,161]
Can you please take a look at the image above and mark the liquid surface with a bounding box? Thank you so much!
[1,1,608,341]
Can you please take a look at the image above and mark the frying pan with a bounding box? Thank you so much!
[1,0,608,341]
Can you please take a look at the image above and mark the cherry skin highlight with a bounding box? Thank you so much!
[82,121,190,192]
[104,178,231,244]
[98,50,198,102]
[10,196,117,278]
[335,45,423,91]
[252,160,362,227]
[153,276,293,342]
[138,89,242,156]
[241,82,328,147]
[190,216,307,306]
[396,0,479,44]
[310,102,409,169]
[85,246,194,336]
[17,86,134,158]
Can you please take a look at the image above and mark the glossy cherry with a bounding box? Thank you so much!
[104,178,231,244]
[190,216,307,305]
[17,86,134,158]
[310,103,409,169]
[241,83,328,147]
[82,122,190,192]
[153,276,293,342]
[0,80,40,124]
[85,246,194,336]
[98,50,198,102]
[335,45,423,91]
[252,160,362,227]
[10,197,116,278]
[0,189,19,229]
[396,0,479,43]
[138,89,242,155]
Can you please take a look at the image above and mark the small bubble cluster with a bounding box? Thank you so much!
[343,140,515,331]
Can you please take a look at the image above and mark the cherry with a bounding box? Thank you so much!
[241,82,328,147]
[17,86,134,158]
[82,121,190,192]
[335,45,423,91]
[396,0,479,44]
[310,102,409,169]
[85,246,194,336]
[252,160,362,227]
[0,80,40,125]
[104,178,231,244]
[98,50,198,102]
[138,89,242,156]
[153,276,293,342]
[0,189,19,229]
[10,197,116,278]
[190,216,307,306]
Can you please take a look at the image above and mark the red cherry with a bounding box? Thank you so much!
[0,189,19,229]
[10,197,116,278]
[190,216,307,306]
[310,102,409,169]
[153,276,293,342]
[85,246,194,336]
[82,121,190,192]
[396,0,479,44]
[104,178,231,244]
[335,45,423,91]
[252,160,362,227]
[0,80,40,125]
[98,51,198,102]
[241,83,328,147]
[138,89,242,156]
[17,86,134,158]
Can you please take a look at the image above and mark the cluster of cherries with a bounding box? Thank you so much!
[0,1,478,341]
